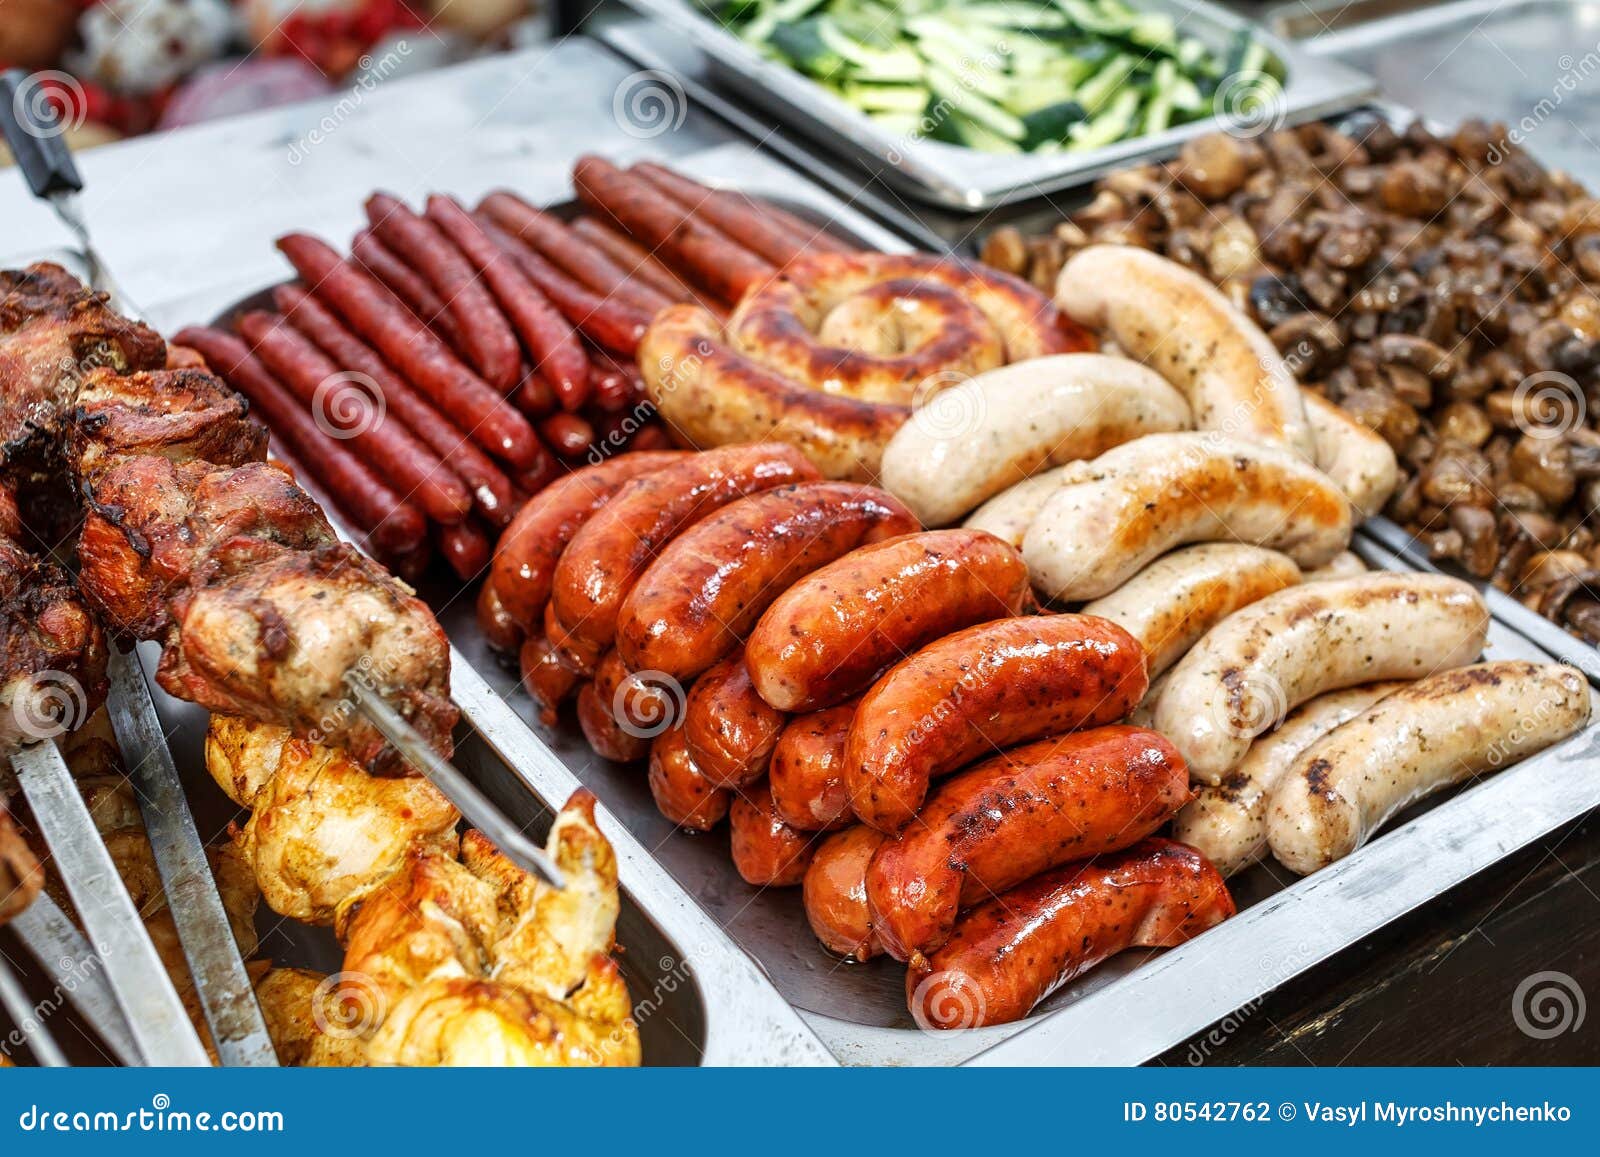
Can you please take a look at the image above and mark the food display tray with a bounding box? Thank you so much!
[192,137,1600,1067]
[611,0,1376,209]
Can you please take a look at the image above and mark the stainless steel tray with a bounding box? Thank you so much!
[614,0,1376,209]
[0,247,830,1068]
[196,140,1600,1066]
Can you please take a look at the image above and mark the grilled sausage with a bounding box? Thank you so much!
[639,305,908,483]
[867,725,1192,962]
[845,614,1148,832]
[647,724,730,832]
[549,444,820,656]
[768,702,857,831]
[631,162,846,265]
[1303,392,1399,522]
[1303,550,1367,581]
[1173,681,1406,876]
[1267,662,1590,874]
[802,825,887,960]
[1080,544,1302,678]
[617,483,917,680]
[1056,245,1314,457]
[518,632,582,727]
[1022,433,1352,601]
[961,463,1085,548]
[746,529,1031,712]
[478,451,687,652]
[1154,573,1490,784]
[682,653,788,788]
[879,354,1191,526]
[575,650,652,763]
[729,779,817,886]
[908,839,1235,1029]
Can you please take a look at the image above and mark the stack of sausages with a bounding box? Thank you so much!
[181,158,849,579]
[475,442,1239,1030]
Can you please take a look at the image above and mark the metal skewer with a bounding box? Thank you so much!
[0,954,67,1067]
[107,648,277,1066]
[8,892,144,1065]
[343,674,565,889]
[10,741,209,1065]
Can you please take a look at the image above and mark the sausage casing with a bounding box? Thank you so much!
[729,779,817,887]
[908,839,1234,1029]
[1267,662,1590,874]
[845,614,1148,832]
[802,826,887,960]
[746,529,1031,712]
[617,482,917,680]
[768,702,856,831]
[682,653,788,788]
[647,724,730,832]
[1154,572,1489,784]
[867,725,1192,962]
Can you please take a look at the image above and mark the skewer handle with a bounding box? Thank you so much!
[0,69,84,199]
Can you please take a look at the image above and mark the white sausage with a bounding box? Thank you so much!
[1303,550,1367,581]
[962,463,1085,548]
[1056,246,1314,458]
[1081,544,1301,678]
[879,353,1191,526]
[1303,392,1399,522]
[1126,670,1170,730]
[1173,681,1407,875]
[1266,661,1591,874]
[1021,432,1352,601]
[1154,572,1489,784]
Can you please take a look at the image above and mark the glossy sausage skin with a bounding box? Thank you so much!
[867,725,1192,962]
[908,839,1234,1029]
[729,779,817,887]
[550,444,820,656]
[617,482,918,680]
[803,826,887,960]
[768,702,856,831]
[478,451,687,653]
[747,529,1032,713]
[575,650,650,763]
[682,654,788,788]
[845,614,1149,833]
[518,632,582,727]
[647,724,730,832]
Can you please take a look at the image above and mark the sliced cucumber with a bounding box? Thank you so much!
[1072,51,1138,113]
[927,62,1028,139]
[1067,86,1139,150]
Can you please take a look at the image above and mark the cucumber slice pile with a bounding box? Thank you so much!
[700,0,1286,155]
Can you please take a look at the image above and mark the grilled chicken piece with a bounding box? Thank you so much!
[69,366,266,477]
[161,543,456,771]
[205,715,459,924]
[253,967,328,1066]
[0,528,107,764]
[313,790,639,1068]
[79,456,334,638]
[0,798,41,925]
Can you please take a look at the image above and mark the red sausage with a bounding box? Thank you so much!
[845,614,1149,832]
[274,283,517,528]
[616,482,918,681]
[475,215,650,360]
[518,632,582,727]
[478,451,688,652]
[573,155,776,304]
[648,724,730,832]
[479,192,674,315]
[575,650,657,763]
[769,702,856,832]
[802,825,886,960]
[631,162,850,266]
[907,840,1234,1029]
[424,195,591,409]
[682,653,787,789]
[549,444,820,656]
[729,778,817,887]
[746,529,1033,713]
[867,726,1193,962]
[538,412,594,458]
[351,228,455,337]
[433,519,493,581]
[570,216,721,312]
[366,193,521,391]
[236,310,472,525]
[275,233,541,467]
[174,326,424,554]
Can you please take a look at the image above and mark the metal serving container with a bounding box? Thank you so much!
[613,0,1376,208]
